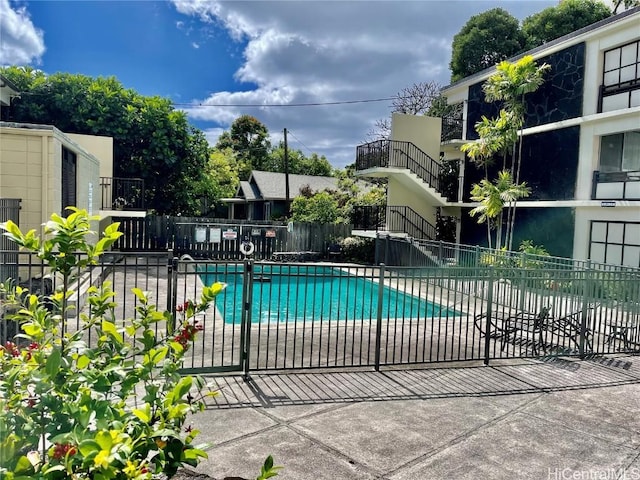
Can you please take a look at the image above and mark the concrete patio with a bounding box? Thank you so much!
[182,354,640,480]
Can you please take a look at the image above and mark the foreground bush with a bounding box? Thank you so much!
[0,209,280,479]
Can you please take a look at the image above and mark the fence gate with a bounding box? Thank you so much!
[173,258,248,373]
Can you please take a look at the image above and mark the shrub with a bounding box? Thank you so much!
[0,209,280,479]
[339,236,375,264]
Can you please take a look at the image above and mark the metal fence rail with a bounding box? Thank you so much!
[379,236,640,273]
[2,251,639,372]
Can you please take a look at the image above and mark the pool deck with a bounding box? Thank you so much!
[185,354,640,480]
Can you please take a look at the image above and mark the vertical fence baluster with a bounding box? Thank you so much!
[483,269,494,366]
[242,260,254,379]
[374,263,386,371]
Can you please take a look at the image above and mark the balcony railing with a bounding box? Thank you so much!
[355,140,444,194]
[592,170,640,200]
[100,177,145,211]
[351,205,437,241]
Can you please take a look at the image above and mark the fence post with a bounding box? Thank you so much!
[167,251,178,335]
[579,262,593,359]
[374,263,386,372]
[384,235,390,265]
[242,259,254,380]
[483,268,494,366]
[410,238,415,266]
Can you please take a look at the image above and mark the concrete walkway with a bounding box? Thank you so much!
[181,354,640,480]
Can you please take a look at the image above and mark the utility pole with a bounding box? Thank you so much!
[284,128,290,216]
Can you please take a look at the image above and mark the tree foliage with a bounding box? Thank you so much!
[0,66,212,215]
[267,143,334,176]
[290,171,386,225]
[215,115,271,179]
[450,2,616,82]
[522,0,611,49]
[450,8,525,82]
[201,148,241,205]
[469,171,530,250]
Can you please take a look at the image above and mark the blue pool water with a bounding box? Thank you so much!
[200,265,457,324]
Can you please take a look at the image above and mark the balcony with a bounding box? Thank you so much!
[355,140,443,192]
[592,170,640,200]
[100,177,145,211]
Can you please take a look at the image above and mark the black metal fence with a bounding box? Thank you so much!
[2,251,638,372]
[351,206,438,242]
[100,177,145,211]
[378,236,640,274]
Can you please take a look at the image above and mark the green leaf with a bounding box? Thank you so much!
[77,354,91,369]
[14,455,34,475]
[21,323,42,337]
[173,376,193,401]
[131,288,147,304]
[78,439,101,457]
[45,348,62,377]
[132,404,151,423]
[101,320,123,344]
[95,431,113,450]
[181,447,207,461]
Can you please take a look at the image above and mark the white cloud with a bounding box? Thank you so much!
[0,0,45,66]
[191,42,200,49]
[172,0,556,168]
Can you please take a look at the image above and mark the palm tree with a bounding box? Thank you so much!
[461,111,518,248]
[482,56,550,250]
[470,170,530,250]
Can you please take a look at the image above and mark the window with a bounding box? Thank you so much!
[600,40,640,112]
[599,131,640,173]
[590,221,640,267]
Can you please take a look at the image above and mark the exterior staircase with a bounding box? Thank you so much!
[351,205,437,242]
[355,140,452,204]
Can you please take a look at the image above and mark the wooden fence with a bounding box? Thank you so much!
[112,215,352,260]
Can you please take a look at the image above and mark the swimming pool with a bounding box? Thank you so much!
[200,264,457,324]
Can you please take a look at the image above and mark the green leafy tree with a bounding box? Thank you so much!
[0,67,211,215]
[290,171,386,225]
[266,143,334,176]
[522,0,611,49]
[202,148,241,204]
[215,115,271,179]
[450,8,525,82]
[290,190,340,224]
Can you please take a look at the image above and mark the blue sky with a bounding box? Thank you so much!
[1,0,558,168]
